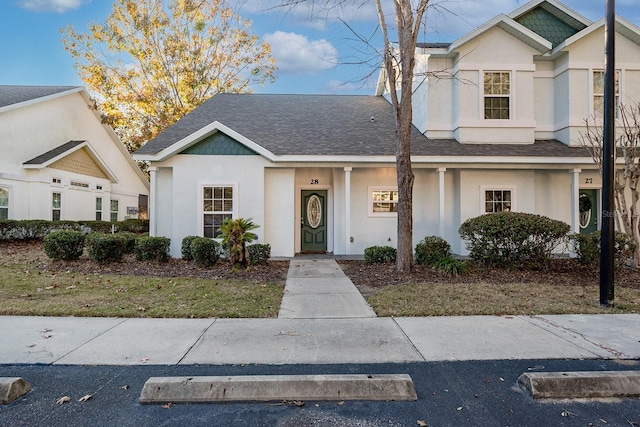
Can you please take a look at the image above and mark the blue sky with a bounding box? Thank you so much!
[1,0,639,95]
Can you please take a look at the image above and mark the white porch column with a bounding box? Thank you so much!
[344,167,352,255]
[570,168,581,257]
[149,166,158,237]
[438,167,446,238]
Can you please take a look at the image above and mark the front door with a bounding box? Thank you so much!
[301,190,327,253]
[579,189,599,234]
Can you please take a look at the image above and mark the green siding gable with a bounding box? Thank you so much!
[181,132,258,155]
[516,8,580,47]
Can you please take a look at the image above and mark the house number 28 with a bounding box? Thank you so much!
[310,179,319,184]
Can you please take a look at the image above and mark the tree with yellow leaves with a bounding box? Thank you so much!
[62,0,276,153]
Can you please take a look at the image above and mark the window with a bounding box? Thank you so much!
[369,187,398,217]
[110,200,118,222]
[484,189,512,213]
[52,192,61,221]
[52,177,62,184]
[71,181,89,188]
[0,188,8,220]
[593,70,620,119]
[484,72,510,119]
[96,197,103,221]
[203,186,233,238]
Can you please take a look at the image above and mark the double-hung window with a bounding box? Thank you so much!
[96,197,103,221]
[52,192,61,221]
[110,200,119,222]
[369,187,398,217]
[203,186,234,238]
[593,70,620,119]
[484,72,510,120]
[0,188,8,220]
[483,189,513,213]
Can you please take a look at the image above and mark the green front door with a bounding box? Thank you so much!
[579,189,599,234]
[301,190,327,253]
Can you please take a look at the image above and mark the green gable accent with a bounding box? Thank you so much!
[181,132,258,155]
[516,8,580,47]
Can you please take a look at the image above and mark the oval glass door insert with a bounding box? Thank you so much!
[307,195,322,229]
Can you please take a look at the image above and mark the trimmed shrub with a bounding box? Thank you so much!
[415,236,452,266]
[572,231,637,269]
[181,235,200,261]
[364,245,397,264]
[0,219,149,241]
[434,257,469,277]
[190,237,221,267]
[85,233,127,263]
[118,231,137,254]
[135,236,170,262]
[458,212,570,268]
[248,243,271,265]
[43,230,85,260]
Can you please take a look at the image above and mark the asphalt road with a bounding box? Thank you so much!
[2,359,639,426]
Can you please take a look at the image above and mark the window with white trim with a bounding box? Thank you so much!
[203,186,234,238]
[52,192,61,221]
[0,188,8,220]
[369,187,398,217]
[593,70,620,119]
[483,189,513,213]
[484,72,510,120]
[110,200,119,222]
[96,197,103,221]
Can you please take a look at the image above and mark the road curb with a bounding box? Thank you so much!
[139,374,417,403]
[518,370,640,399]
[0,377,31,404]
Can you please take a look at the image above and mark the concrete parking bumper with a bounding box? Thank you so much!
[518,371,640,399]
[0,377,31,404]
[139,374,417,403]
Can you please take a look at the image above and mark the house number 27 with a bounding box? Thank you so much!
[310,179,319,184]
[585,178,593,184]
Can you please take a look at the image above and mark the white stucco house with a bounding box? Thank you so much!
[133,0,640,258]
[0,86,150,223]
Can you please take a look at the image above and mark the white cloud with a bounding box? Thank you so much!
[264,31,339,75]
[17,0,89,13]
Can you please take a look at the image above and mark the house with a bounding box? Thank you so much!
[0,86,149,223]
[133,0,640,258]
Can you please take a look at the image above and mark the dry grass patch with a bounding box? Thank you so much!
[367,282,640,317]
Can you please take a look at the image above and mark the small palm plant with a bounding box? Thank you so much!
[218,217,259,267]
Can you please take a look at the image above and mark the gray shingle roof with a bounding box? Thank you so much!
[136,93,589,159]
[23,140,85,165]
[0,85,80,109]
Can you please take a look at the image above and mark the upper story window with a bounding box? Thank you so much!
[52,177,62,185]
[203,186,234,238]
[484,72,510,120]
[369,187,398,217]
[96,197,103,221]
[0,188,8,220]
[593,70,620,119]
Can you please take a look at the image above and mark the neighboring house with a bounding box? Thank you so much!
[134,0,640,258]
[0,86,149,223]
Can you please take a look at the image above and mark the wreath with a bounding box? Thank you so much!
[579,193,592,213]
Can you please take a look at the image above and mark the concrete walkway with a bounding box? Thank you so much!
[279,259,376,319]
[0,259,639,366]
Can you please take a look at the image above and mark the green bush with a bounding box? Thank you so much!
[458,212,570,268]
[0,219,149,241]
[135,236,170,262]
[118,231,137,254]
[247,243,271,264]
[572,231,637,269]
[218,217,258,267]
[190,237,221,267]
[364,245,397,264]
[434,257,469,277]
[415,236,452,266]
[181,235,200,261]
[43,230,85,260]
[85,233,127,263]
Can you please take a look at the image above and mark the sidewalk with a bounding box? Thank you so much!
[1,259,639,366]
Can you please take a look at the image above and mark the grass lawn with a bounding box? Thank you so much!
[0,263,284,319]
